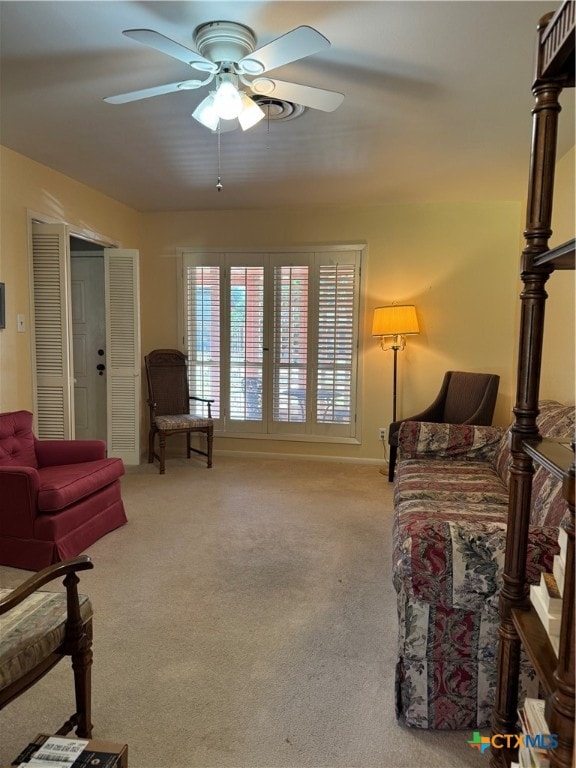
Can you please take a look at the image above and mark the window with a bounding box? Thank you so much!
[182,247,363,441]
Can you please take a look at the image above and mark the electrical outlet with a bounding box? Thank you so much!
[378,427,387,440]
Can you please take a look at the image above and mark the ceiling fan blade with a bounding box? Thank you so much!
[239,26,330,75]
[250,79,344,112]
[123,29,218,72]
[104,79,205,104]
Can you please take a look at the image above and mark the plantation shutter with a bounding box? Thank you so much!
[31,222,73,438]
[313,252,360,437]
[269,255,310,434]
[182,246,362,440]
[228,261,265,431]
[104,249,141,464]
[184,258,223,427]
[268,251,360,438]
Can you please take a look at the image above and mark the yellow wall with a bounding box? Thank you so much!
[1,144,573,462]
[0,146,142,411]
[140,201,521,461]
[539,146,575,404]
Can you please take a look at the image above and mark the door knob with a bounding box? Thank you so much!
[96,363,106,376]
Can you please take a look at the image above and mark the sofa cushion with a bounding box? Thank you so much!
[394,508,559,608]
[531,462,572,528]
[493,401,575,491]
[395,460,509,506]
[0,410,37,469]
[37,458,125,512]
[394,516,507,607]
[493,429,512,486]
[533,401,575,526]
[398,421,503,464]
[537,400,576,437]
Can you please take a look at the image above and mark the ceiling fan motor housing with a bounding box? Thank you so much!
[194,21,256,67]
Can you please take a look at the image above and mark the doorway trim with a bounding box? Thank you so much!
[27,210,141,464]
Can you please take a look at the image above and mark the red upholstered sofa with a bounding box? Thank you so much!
[0,410,127,570]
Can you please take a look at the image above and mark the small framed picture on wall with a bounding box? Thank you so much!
[0,283,5,330]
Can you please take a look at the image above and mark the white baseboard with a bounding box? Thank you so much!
[214,449,384,465]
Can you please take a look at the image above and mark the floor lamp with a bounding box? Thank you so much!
[372,304,420,424]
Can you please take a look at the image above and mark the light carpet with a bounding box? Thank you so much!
[0,456,487,768]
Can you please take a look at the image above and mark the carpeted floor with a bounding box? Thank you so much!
[0,456,487,768]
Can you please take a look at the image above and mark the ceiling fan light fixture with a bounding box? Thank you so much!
[213,78,243,120]
[192,92,220,131]
[238,94,265,130]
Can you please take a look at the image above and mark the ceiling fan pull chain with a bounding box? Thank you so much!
[216,127,223,191]
[265,103,271,150]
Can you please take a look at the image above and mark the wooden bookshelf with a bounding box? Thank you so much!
[490,3,575,768]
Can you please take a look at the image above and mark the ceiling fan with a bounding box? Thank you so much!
[104,21,345,131]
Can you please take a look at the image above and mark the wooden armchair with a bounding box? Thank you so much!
[0,555,94,737]
[145,349,214,474]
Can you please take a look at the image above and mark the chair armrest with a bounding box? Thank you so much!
[190,396,214,419]
[398,421,504,463]
[0,555,93,614]
[35,439,107,467]
[389,376,450,437]
[389,403,445,437]
[0,465,40,536]
[393,519,560,611]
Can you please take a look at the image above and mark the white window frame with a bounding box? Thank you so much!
[179,245,364,444]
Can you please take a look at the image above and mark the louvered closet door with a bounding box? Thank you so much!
[31,222,73,438]
[104,249,141,465]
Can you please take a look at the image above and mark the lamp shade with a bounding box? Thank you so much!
[372,305,419,337]
[192,92,220,130]
[238,94,265,130]
[213,80,243,120]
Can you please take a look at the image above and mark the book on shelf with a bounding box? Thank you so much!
[553,554,565,597]
[518,699,552,768]
[530,583,561,637]
[518,748,550,768]
[557,525,567,562]
[523,698,549,736]
[550,526,567,598]
[538,571,562,613]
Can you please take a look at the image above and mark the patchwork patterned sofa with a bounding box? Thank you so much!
[392,400,574,730]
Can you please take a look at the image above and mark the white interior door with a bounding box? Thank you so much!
[105,248,141,464]
[30,221,73,438]
[30,222,141,462]
[71,256,107,441]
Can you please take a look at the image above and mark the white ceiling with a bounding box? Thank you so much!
[1,1,574,212]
